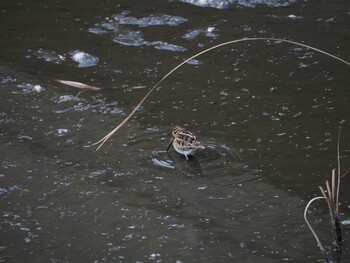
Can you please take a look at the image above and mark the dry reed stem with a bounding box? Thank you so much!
[85,38,350,150]
[304,127,343,260]
[336,127,341,213]
[304,196,327,255]
[54,79,101,90]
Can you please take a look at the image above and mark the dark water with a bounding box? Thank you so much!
[1,0,350,262]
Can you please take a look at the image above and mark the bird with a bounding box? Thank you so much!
[166,126,205,160]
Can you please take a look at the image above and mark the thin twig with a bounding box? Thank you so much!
[341,167,350,178]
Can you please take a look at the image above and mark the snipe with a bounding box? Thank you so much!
[166,126,205,160]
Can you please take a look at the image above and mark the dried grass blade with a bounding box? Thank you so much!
[336,127,341,213]
[88,37,350,150]
[304,196,327,254]
[319,186,331,212]
[55,79,101,91]
[331,169,336,209]
[318,186,328,199]
[325,180,333,210]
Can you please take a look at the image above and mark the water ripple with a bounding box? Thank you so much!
[151,136,247,179]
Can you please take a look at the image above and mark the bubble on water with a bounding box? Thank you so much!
[70,50,99,68]
[56,128,70,137]
[33,85,43,92]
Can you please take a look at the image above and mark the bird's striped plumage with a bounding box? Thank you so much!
[167,126,204,159]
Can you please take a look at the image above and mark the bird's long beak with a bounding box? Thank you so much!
[166,138,174,152]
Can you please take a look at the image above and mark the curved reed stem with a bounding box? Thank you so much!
[86,37,350,150]
[304,196,327,255]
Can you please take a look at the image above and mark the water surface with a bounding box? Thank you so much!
[1,0,350,262]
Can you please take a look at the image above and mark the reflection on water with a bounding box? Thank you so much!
[180,0,297,8]
[154,152,204,179]
[91,10,188,51]
[1,0,350,262]
[70,50,99,68]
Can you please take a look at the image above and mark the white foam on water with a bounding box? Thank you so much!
[70,50,99,67]
[180,0,296,8]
